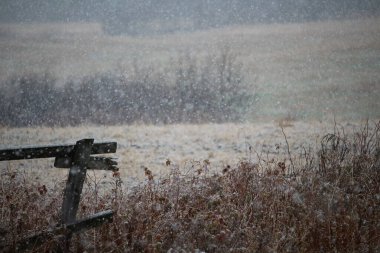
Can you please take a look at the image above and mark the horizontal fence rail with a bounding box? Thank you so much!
[0,142,117,161]
[7,210,114,252]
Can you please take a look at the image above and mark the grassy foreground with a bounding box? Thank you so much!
[1,121,379,252]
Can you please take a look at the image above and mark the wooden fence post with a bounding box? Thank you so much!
[60,138,94,251]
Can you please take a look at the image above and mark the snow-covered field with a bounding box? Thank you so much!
[0,120,366,183]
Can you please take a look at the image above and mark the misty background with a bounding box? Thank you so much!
[0,1,379,127]
[1,0,380,35]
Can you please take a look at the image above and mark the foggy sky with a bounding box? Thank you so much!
[1,0,379,34]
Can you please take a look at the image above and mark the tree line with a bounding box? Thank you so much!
[0,52,255,127]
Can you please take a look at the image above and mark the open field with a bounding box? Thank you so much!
[1,18,380,120]
[1,17,380,251]
[0,120,371,182]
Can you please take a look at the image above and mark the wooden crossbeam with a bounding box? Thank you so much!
[54,156,118,170]
[0,142,117,161]
[1,210,114,252]
[66,210,114,233]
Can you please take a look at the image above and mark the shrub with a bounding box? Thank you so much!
[0,49,255,127]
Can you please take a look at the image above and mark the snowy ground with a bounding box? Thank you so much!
[0,120,368,186]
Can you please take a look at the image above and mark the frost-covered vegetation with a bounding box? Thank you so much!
[0,49,254,127]
[1,121,379,252]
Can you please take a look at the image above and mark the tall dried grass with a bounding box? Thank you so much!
[1,121,379,252]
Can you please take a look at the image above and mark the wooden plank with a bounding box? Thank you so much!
[66,210,114,234]
[54,156,118,170]
[91,143,117,155]
[1,210,114,252]
[0,142,117,161]
[61,139,93,224]
[87,157,118,171]
[60,139,93,252]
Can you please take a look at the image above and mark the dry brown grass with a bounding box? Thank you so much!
[1,121,379,252]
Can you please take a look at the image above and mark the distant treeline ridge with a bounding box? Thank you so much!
[1,0,379,34]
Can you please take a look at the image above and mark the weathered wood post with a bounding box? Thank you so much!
[60,139,93,251]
